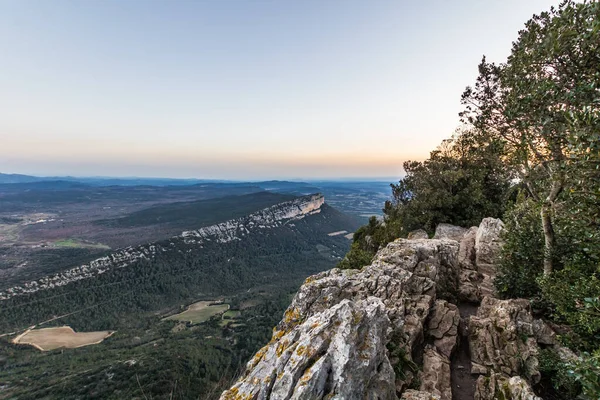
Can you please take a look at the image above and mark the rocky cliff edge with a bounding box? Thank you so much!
[221,218,569,400]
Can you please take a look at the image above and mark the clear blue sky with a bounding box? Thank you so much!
[0,0,559,179]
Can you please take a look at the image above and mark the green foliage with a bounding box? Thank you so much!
[339,129,511,270]
[461,0,600,275]
[97,191,294,229]
[540,272,600,342]
[495,198,545,299]
[495,197,578,300]
[537,348,581,398]
[336,241,376,270]
[0,206,354,398]
[568,350,600,400]
[389,129,511,234]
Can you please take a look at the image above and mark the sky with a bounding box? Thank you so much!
[0,0,561,180]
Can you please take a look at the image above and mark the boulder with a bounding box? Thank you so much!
[419,346,452,400]
[401,390,441,400]
[433,223,467,241]
[475,218,504,266]
[408,229,429,240]
[458,226,478,270]
[532,318,556,345]
[221,238,462,399]
[220,297,396,400]
[475,373,542,400]
[427,300,459,358]
[469,297,540,384]
[474,218,504,298]
[458,270,483,303]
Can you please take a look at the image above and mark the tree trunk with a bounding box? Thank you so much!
[540,171,564,276]
[541,202,555,276]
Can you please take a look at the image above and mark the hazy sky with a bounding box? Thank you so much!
[0,0,560,180]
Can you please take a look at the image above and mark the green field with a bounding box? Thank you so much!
[222,310,241,319]
[165,301,230,324]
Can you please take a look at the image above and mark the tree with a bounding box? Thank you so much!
[338,127,511,270]
[461,0,600,275]
[387,128,511,234]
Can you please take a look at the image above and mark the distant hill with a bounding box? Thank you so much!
[96,191,298,229]
[0,194,359,399]
[0,173,47,184]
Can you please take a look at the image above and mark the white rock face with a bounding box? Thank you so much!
[475,373,542,400]
[221,238,462,400]
[221,217,556,400]
[0,194,326,301]
[469,297,540,383]
[419,346,452,400]
[475,218,505,266]
[433,223,468,241]
[222,298,396,400]
[458,226,478,270]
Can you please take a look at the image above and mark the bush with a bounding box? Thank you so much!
[495,195,580,300]
[537,348,581,399]
[495,198,546,299]
[568,350,600,400]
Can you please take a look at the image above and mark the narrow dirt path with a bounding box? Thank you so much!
[451,303,479,400]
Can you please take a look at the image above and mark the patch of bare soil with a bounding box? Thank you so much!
[451,303,479,400]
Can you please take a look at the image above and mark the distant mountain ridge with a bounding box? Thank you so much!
[0,194,326,301]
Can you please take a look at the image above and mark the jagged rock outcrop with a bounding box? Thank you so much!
[407,229,429,240]
[474,218,504,299]
[221,217,557,400]
[221,238,461,400]
[0,194,326,301]
[427,300,459,358]
[469,297,540,383]
[458,227,478,270]
[419,346,452,400]
[475,218,504,266]
[475,373,541,400]
[221,297,396,400]
[401,390,440,400]
[433,224,467,241]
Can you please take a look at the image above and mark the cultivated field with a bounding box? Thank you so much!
[12,326,114,351]
[165,301,230,324]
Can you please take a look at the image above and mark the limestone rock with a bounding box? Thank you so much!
[401,390,440,400]
[419,346,452,400]
[458,270,483,303]
[221,297,396,400]
[475,218,504,266]
[221,238,462,399]
[469,297,540,384]
[427,300,459,358]
[475,373,542,400]
[433,223,467,241]
[458,226,478,270]
[408,229,429,240]
[532,318,556,345]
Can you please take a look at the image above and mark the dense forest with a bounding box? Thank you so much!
[0,203,359,399]
[340,2,599,399]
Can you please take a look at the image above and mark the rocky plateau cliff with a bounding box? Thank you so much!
[0,194,326,301]
[221,218,573,400]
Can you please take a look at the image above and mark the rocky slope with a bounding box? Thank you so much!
[220,218,568,400]
[0,194,325,301]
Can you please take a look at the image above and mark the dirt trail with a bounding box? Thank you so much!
[451,303,479,400]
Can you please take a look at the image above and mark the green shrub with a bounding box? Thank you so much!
[568,350,600,400]
[495,196,580,300]
[538,348,581,398]
[495,198,545,299]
